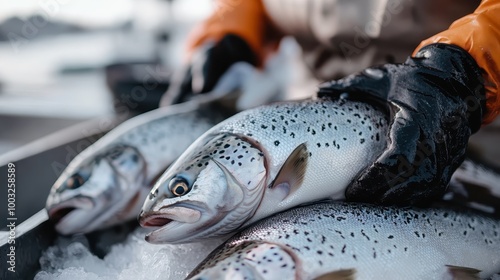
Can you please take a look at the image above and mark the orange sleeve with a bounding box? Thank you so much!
[414,0,500,124]
[185,0,274,65]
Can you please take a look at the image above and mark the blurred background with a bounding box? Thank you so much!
[0,0,312,228]
[0,0,212,156]
[1,0,499,224]
[0,0,500,242]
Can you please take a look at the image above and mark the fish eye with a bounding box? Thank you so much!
[67,174,85,189]
[169,177,190,197]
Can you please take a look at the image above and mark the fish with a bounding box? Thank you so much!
[443,148,500,217]
[46,96,231,235]
[139,94,500,244]
[187,201,500,280]
[139,96,391,243]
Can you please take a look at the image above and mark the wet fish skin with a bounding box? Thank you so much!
[46,99,230,235]
[188,201,500,280]
[445,152,500,216]
[140,97,389,243]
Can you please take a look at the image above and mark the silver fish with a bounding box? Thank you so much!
[139,97,390,243]
[188,201,500,280]
[445,152,500,216]
[46,98,229,235]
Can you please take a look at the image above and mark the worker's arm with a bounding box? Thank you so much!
[160,0,280,106]
[320,0,500,205]
[415,0,500,124]
[186,0,272,64]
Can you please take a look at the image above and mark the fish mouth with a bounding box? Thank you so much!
[139,214,173,228]
[49,207,78,225]
[47,197,95,229]
[139,203,205,243]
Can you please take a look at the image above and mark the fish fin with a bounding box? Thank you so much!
[446,265,481,280]
[314,268,356,280]
[270,143,308,199]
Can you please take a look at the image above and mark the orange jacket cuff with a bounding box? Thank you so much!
[185,0,271,66]
[414,0,500,124]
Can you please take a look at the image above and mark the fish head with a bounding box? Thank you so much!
[139,133,267,243]
[187,241,298,280]
[46,144,147,234]
[189,240,356,280]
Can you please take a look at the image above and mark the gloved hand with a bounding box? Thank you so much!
[160,34,258,106]
[318,43,486,205]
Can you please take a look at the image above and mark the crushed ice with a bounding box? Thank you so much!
[35,228,222,280]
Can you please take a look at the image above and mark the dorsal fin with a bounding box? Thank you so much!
[270,143,308,199]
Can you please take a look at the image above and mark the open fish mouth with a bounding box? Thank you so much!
[48,197,95,225]
[49,207,79,225]
[140,204,202,226]
[139,204,206,243]
[140,215,173,228]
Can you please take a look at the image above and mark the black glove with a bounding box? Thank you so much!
[318,43,486,205]
[161,34,257,106]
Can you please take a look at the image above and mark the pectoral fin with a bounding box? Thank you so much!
[270,143,308,199]
[314,268,356,280]
[446,265,481,280]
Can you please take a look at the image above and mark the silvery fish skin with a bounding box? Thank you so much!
[46,99,228,235]
[445,155,500,216]
[140,97,389,243]
[188,202,500,280]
